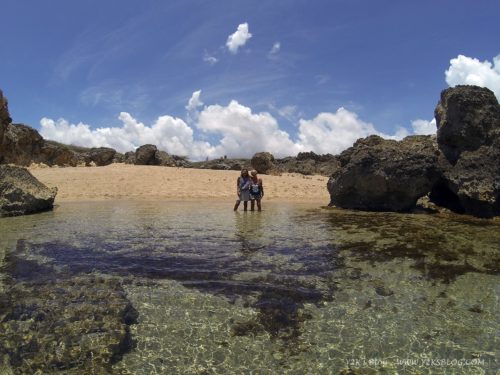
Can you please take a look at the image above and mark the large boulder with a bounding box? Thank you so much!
[0,165,57,217]
[134,144,159,165]
[433,85,500,217]
[1,123,45,165]
[84,147,116,166]
[38,140,81,166]
[435,85,500,164]
[327,135,442,212]
[251,152,275,174]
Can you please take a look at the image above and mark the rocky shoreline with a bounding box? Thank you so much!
[1,86,499,218]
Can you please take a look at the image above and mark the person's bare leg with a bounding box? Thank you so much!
[257,199,262,211]
[234,200,240,211]
[243,201,248,211]
[250,200,255,211]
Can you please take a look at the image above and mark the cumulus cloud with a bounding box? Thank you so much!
[186,90,204,111]
[41,92,409,160]
[297,108,380,155]
[445,54,500,99]
[197,100,302,158]
[40,113,214,160]
[226,23,252,54]
[411,118,436,135]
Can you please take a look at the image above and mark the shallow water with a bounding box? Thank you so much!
[0,201,498,374]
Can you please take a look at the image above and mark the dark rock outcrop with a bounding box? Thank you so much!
[135,144,158,165]
[327,85,499,217]
[251,152,275,174]
[275,152,341,176]
[433,86,500,217]
[0,165,57,217]
[0,123,44,165]
[84,147,117,166]
[327,135,442,211]
[125,144,191,167]
[435,85,500,164]
[0,89,12,142]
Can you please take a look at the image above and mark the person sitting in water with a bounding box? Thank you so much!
[249,170,264,211]
[234,169,251,211]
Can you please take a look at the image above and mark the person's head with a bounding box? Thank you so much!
[250,170,258,177]
[241,168,249,177]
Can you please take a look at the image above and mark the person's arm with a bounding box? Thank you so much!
[259,178,264,197]
[236,177,241,197]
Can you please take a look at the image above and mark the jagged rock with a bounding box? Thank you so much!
[39,140,81,167]
[433,86,500,217]
[134,144,158,165]
[251,152,275,174]
[275,152,340,176]
[327,135,442,212]
[0,165,57,217]
[124,151,136,164]
[0,124,45,166]
[436,85,500,164]
[84,147,116,166]
[113,152,125,163]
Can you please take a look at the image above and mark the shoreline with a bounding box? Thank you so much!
[30,163,330,204]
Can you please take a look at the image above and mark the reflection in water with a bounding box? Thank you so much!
[0,201,498,374]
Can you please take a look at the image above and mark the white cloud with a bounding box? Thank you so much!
[411,118,436,135]
[197,100,302,158]
[41,93,410,161]
[186,90,204,111]
[40,113,214,159]
[297,108,380,155]
[269,42,280,56]
[226,23,252,54]
[445,54,500,99]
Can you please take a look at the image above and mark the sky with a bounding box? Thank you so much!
[1,0,499,160]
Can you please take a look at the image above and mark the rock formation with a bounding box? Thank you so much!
[275,152,341,176]
[327,85,500,217]
[251,152,275,174]
[0,165,57,217]
[124,144,190,167]
[433,86,500,217]
[0,89,12,142]
[327,135,442,211]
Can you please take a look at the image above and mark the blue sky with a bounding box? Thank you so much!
[1,0,499,159]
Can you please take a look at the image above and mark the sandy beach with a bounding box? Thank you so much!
[30,164,330,203]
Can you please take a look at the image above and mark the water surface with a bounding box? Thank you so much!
[0,201,498,374]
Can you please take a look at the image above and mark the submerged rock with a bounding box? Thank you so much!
[0,241,138,374]
[0,165,57,217]
[327,135,441,212]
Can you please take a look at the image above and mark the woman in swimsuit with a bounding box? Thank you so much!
[249,170,264,211]
[234,169,251,211]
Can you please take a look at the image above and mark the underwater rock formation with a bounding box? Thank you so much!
[0,165,57,217]
[0,240,138,374]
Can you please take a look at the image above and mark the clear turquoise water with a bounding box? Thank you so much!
[0,201,498,374]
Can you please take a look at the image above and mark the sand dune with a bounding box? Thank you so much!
[30,164,330,203]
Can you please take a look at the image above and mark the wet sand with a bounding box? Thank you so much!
[30,163,330,203]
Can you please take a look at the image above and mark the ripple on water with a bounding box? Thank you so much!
[0,201,498,374]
